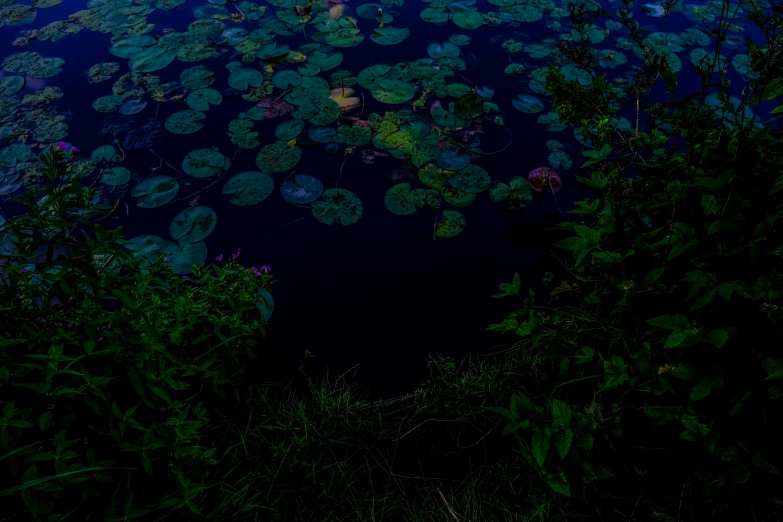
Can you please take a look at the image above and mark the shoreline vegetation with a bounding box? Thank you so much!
[2,0,783,520]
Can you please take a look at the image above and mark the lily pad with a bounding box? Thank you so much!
[427,42,461,59]
[102,167,131,186]
[371,26,410,45]
[512,93,544,113]
[91,145,118,163]
[132,176,179,208]
[437,149,471,170]
[256,141,302,172]
[223,171,274,206]
[434,210,466,238]
[454,93,484,119]
[275,119,305,140]
[0,144,32,168]
[186,88,223,111]
[385,183,427,215]
[182,148,230,178]
[281,174,324,204]
[0,75,25,97]
[125,235,165,263]
[449,164,490,193]
[311,188,363,226]
[371,79,415,104]
[161,238,207,274]
[93,95,123,113]
[166,110,206,134]
[119,99,148,115]
[181,66,215,89]
[228,68,265,90]
[308,51,343,71]
[308,126,337,143]
[272,70,302,89]
[170,205,217,243]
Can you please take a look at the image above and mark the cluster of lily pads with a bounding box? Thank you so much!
[0,0,769,269]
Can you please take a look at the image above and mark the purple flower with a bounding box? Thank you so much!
[261,266,271,273]
[71,146,80,153]
[182,275,188,279]
[21,268,28,274]
[163,257,169,263]
[232,248,241,260]
[251,267,261,276]
[56,141,69,150]
[215,254,224,261]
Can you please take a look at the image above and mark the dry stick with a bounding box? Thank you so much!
[116,141,126,162]
[436,489,461,522]
[148,149,182,176]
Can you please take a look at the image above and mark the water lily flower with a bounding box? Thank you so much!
[261,266,271,273]
[527,167,562,194]
[215,254,224,261]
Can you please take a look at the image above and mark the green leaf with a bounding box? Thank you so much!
[573,225,601,245]
[764,359,783,380]
[38,412,52,433]
[669,364,698,380]
[487,406,515,421]
[547,476,571,496]
[493,273,521,298]
[553,237,587,251]
[701,194,719,215]
[575,346,595,364]
[770,175,783,195]
[551,399,572,428]
[664,330,688,348]
[0,467,131,496]
[553,428,573,459]
[511,392,537,419]
[644,267,664,285]
[531,427,551,466]
[691,379,714,401]
[112,289,139,311]
[647,314,689,331]
[706,329,729,348]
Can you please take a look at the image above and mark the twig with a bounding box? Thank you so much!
[148,149,182,175]
[335,155,348,187]
[436,489,461,522]
[94,198,121,222]
[116,141,126,162]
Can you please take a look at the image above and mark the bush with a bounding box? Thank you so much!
[0,146,274,520]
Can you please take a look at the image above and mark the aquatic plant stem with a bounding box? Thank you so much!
[265,217,305,237]
[335,155,348,187]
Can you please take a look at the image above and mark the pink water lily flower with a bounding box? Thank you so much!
[527,167,562,194]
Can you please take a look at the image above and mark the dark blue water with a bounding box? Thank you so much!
[1,0,765,395]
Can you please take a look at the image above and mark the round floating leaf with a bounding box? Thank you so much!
[597,50,627,69]
[222,27,249,45]
[222,171,274,206]
[452,11,483,30]
[132,176,179,208]
[182,148,230,178]
[180,66,215,89]
[166,110,206,134]
[102,167,131,186]
[0,144,32,168]
[110,35,156,58]
[538,112,567,132]
[228,68,265,90]
[281,174,323,204]
[357,64,392,88]
[371,26,410,46]
[385,183,426,215]
[275,119,305,140]
[119,99,148,115]
[435,210,465,238]
[0,76,24,97]
[130,46,176,73]
[308,126,336,143]
[490,181,510,202]
[437,149,471,170]
[311,188,363,226]
[449,34,471,46]
[125,235,165,262]
[454,93,484,119]
[371,79,415,104]
[256,141,302,172]
[257,42,290,60]
[93,95,123,113]
[308,51,343,71]
[357,3,393,23]
[335,125,371,146]
[91,145,117,162]
[418,164,449,189]
[512,93,544,113]
[170,205,217,243]
[272,70,302,89]
[427,42,461,59]
[449,164,490,193]
[325,27,364,48]
[161,238,207,274]
[186,88,223,111]
[442,185,476,207]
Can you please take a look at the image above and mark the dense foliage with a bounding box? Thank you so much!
[0,147,274,520]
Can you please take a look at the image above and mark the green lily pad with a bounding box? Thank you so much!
[454,93,484,119]
[538,112,567,132]
[272,69,302,89]
[437,149,471,170]
[325,27,364,48]
[512,93,544,113]
[281,173,324,204]
[0,75,25,97]
[418,164,449,189]
[597,50,627,69]
[308,126,337,143]
[102,167,131,186]
[186,88,223,111]
[180,66,215,89]
[335,125,372,146]
[119,99,148,115]
[357,3,393,23]
[132,176,179,208]
[161,238,207,274]
[449,164,490,193]
[257,42,290,60]
[177,40,218,62]
[548,150,573,170]
[311,188,363,226]
[256,141,302,172]
[427,42,461,59]
[452,11,483,30]
[110,35,156,58]
[308,51,343,71]
[358,64,392,88]
[442,185,476,207]
[435,210,465,238]
[222,171,274,206]
[371,26,410,45]
[490,181,510,202]
[372,79,415,104]
[130,46,176,73]
[125,235,165,263]
[385,183,427,215]
[182,148,230,178]
[170,205,217,243]
[91,145,118,163]
[92,95,123,113]
[275,119,305,140]
[166,110,206,134]
[0,144,32,168]
[228,68,265,90]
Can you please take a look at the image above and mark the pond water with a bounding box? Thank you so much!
[0,0,765,396]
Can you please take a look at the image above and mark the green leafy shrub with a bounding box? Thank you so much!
[0,146,274,520]
[489,2,783,519]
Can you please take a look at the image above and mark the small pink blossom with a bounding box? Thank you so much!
[261,266,271,273]
[527,167,562,194]
[215,254,223,261]
[163,257,169,262]
[56,141,69,150]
